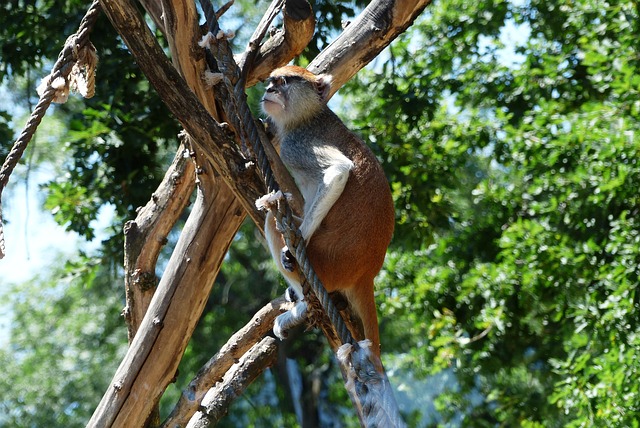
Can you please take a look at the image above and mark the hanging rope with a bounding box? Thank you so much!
[0,0,101,259]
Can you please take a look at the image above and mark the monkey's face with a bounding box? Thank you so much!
[262,75,312,122]
[262,67,332,131]
[262,75,292,117]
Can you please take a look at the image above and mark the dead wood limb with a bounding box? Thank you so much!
[310,0,432,98]
[197,0,305,216]
[161,297,291,428]
[88,169,246,428]
[238,0,315,87]
[98,0,265,225]
[159,0,221,117]
[186,336,279,427]
[121,0,222,347]
[89,0,277,425]
[123,140,196,341]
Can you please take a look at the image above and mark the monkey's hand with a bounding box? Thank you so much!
[255,190,284,211]
[273,300,308,339]
[281,246,296,272]
[285,286,299,302]
[255,190,293,211]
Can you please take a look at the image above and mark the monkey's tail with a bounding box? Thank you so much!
[345,282,381,358]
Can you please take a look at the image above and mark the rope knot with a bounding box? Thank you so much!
[36,36,98,103]
[71,41,98,98]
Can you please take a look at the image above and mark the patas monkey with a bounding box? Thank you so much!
[258,65,394,357]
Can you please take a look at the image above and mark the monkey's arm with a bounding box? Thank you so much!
[300,152,353,242]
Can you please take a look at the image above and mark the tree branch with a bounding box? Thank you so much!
[310,0,432,97]
[162,297,291,427]
[238,0,315,87]
[99,0,265,227]
[186,336,279,427]
[88,169,246,428]
[123,140,195,341]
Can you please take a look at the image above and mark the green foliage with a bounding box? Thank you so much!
[0,110,13,159]
[2,0,181,252]
[348,0,640,425]
[0,0,89,79]
[0,254,125,427]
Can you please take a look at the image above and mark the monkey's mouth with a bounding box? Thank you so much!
[261,94,285,109]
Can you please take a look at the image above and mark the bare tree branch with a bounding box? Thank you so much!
[238,0,315,87]
[310,0,432,97]
[123,140,195,341]
[186,336,279,427]
[88,169,246,428]
[162,297,291,427]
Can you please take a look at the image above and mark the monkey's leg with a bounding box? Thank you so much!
[263,210,310,340]
[344,283,381,358]
[273,300,308,339]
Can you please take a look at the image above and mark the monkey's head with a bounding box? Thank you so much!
[262,65,332,132]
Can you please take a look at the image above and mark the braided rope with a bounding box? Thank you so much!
[0,0,101,259]
[199,0,354,348]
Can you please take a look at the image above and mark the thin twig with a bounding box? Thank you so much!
[238,0,285,82]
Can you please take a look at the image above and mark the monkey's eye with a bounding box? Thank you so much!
[269,75,304,87]
[267,76,287,87]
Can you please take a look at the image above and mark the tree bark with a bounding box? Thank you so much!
[186,336,280,427]
[88,168,245,428]
[123,140,195,342]
[309,0,432,98]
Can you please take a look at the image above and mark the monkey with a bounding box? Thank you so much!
[257,65,395,358]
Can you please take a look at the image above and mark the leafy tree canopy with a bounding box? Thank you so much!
[349,0,640,425]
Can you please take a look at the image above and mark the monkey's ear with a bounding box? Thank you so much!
[315,74,333,102]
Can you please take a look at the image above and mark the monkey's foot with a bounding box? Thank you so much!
[274,300,308,340]
[255,190,293,211]
[281,246,296,272]
[337,339,383,380]
[285,286,299,303]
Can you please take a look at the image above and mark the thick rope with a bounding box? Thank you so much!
[0,0,101,259]
[198,0,354,348]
